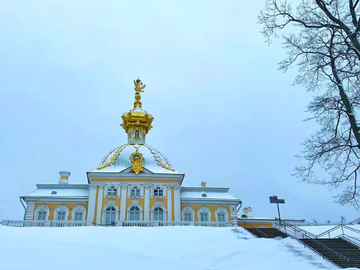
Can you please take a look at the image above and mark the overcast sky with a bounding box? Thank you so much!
[0,0,358,223]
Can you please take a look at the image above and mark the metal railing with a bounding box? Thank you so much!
[277,223,352,267]
[316,224,360,238]
[1,220,232,228]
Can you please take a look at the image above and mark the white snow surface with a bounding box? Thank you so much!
[0,226,350,270]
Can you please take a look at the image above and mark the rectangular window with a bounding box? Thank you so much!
[131,188,140,197]
[218,213,225,222]
[57,212,66,221]
[184,213,192,221]
[37,211,46,221]
[200,213,208,222]
[154,189,164,197]
[105,212,116,225]
[74,213,83,221]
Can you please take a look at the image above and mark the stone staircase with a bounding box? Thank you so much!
[244,227,288,238]
[300,238,360,268]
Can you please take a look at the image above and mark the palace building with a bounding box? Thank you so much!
[17,79,241,227]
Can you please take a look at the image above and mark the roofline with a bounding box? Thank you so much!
[181,187,230,192]
[21,196,89,201]
[36,184,89,189]
[238,217,306,222]
[86,171,185,184]
[180,198,241,204]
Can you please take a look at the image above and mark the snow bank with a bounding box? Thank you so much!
[0,226,346,270]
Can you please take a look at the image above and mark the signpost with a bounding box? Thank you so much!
[269,195,285,225]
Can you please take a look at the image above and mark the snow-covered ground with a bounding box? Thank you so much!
[299,225,360,239]
[0,225,352,270]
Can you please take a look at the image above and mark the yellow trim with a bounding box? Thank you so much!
[91,178,179,183]
[60,176,68,180]
[171,188,175,221]
[93,186,99,223]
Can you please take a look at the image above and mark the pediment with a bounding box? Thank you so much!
[119,166,153,174]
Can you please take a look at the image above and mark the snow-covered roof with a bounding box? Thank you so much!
[24,185,89,198]
[180,187,240,201]
[91,144,182,174]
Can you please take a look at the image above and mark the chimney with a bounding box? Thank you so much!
[59,171,71,185]
[201,182,206,187]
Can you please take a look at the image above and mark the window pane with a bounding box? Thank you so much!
[57,212,66,221]
[184,213,191,221]
[75,213,83,221]
[218,213,225,222]
[159,190,163,196]
[200,213,208,222]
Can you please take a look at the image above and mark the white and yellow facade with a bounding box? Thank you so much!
[18,79,241,227]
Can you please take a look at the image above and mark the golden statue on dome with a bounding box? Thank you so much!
[133,78,146,109]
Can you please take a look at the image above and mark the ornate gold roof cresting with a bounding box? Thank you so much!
[133,78,146,109]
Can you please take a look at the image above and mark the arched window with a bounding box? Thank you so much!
[198,206,211,222]
[153,207,164,221]
[55,205,69,221]
[129,206,141,221]
[105,206,116,225]
[72,205,86,222]
[35,205,49,221]
[182,206,194,222]
[135,130,140,138]
[153,187,163,197]
[107,186,117,197]
[130,186,140,197]
[215,207,229,223]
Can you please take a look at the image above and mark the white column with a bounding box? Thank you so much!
[120,184,127,221]
[174,186,181,222]
[144,184,151,221]
[87,184,97,223]
[167,186,172,221]
[96,185,104,225]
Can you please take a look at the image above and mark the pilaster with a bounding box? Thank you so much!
[120,184,127,221]
[87,184,97,223]
[96,185,104,225]
[144,183,151,221]
[174,185,181,222]
[167,185,172,221]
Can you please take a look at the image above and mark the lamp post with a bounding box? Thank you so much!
[269,195,285,225]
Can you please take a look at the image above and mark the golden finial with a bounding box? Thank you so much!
[133,78,146,109]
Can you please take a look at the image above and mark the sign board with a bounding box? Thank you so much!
[269,196,285,204]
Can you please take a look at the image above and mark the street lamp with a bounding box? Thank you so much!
[269,195,285,225]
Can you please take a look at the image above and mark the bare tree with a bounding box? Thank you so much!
[259,0,360,208]
[340,215,347,223]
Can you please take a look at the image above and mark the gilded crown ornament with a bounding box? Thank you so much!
[121,78,154,145]
[130,149,144,174]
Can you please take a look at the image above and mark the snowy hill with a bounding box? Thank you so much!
[0,226,353,270]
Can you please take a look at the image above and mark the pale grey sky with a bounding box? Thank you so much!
[0,0,357,222]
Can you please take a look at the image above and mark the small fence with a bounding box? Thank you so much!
[1,220,232,228]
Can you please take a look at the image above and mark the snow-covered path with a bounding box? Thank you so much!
[0,226,347,270]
